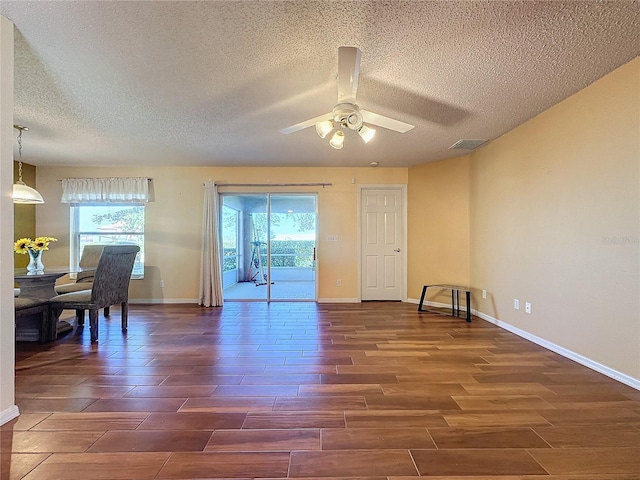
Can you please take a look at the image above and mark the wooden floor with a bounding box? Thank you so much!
[2,302,639,479]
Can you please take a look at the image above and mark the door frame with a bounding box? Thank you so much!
[220,192,318,302]
[357,184,408,302]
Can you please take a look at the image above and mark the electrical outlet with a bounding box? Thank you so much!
[482,289,487,299]
[525,302,531,314]
[160,280,165,288]
[514,299,520,310]
[336,280,341,287]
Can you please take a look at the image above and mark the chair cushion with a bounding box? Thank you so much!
[56,282,93,295]
[15,297,48,310]
[50,289,93,305]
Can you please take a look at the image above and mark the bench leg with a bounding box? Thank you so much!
[417,286,428,311]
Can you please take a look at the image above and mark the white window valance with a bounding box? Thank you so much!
[61,177,150,204]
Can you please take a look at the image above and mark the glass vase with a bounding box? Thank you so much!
[26,249,44,274]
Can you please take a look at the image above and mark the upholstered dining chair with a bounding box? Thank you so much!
[49,245,140,342]
[55,244,105,294]
[55,244,112,315]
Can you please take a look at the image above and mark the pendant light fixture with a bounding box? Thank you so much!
[13,125,44,204]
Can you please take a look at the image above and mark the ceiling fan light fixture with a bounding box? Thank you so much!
[329,130,344,149]
[358,125,376,143]
[280,47,414,146]
[315,120,333,139]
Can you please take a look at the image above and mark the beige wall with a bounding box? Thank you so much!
[407,156,471,301]
[470,57,640,379]
[35,166,408,303]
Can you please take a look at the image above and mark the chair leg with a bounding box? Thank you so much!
[76,309,85,326]
[121,302,128,331]
[104,306,110,316]
[89,309,99,342]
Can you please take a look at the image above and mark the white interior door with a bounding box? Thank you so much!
[361,188,403,301]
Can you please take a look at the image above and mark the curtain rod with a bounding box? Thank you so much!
[212,182,332,187]
[57,178,152,181]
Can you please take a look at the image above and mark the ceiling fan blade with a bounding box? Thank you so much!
[337,46,361,104]
[361,110,414,133]
[280,112,333,134]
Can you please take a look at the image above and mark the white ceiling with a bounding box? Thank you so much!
[2,1,639,168]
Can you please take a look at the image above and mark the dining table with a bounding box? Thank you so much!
[14,268,69,300]
[14,268,76,338]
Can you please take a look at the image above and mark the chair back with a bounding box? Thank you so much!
[90,245,140,308]
[76,244,106,282]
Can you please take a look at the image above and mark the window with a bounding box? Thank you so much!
[70,204,145,278]
[222,205,239,273]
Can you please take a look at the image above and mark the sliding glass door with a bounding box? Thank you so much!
[221,194,316,301]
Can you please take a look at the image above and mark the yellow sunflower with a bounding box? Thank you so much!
[14,238,33,254]
[14,236,58,253]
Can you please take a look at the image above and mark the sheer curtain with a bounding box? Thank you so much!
[61,177,150,203]
[199,180,223,307]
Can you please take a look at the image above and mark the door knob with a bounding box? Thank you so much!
[394,248,401,252]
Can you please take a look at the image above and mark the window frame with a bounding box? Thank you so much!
[69,203,145,279]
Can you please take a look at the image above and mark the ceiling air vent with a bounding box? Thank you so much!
[449,139,487,150]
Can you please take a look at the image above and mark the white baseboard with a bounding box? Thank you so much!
[317,298,360,304]
[472,309,640,391]
[411,296,638,390]
[408,297,470,309]
[410,298,469,312]
[130,298,198,304]
[0,405,19,426]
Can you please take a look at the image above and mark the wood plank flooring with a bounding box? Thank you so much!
[2,302,640,479]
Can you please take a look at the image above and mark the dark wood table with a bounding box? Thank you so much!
[14,268,74,339]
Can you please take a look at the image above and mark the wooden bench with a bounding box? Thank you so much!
[14,298,57,343]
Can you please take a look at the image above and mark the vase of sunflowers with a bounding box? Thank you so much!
[14,237,58,274]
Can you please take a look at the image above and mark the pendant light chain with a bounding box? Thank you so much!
[15,125,27,182]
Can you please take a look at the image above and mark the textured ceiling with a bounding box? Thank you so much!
[1,1,639,168]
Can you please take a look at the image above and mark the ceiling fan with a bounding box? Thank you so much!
[280,46,414,149]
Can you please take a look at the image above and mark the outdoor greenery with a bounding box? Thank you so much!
[91,206,144,232]
[222,202,316,273]
[223,240,315,271]
[269,240,315,267]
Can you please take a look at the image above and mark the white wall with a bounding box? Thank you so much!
[0,15,18,425]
